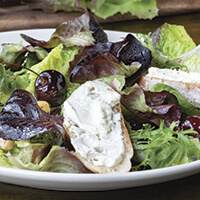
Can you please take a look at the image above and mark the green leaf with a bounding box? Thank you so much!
[7,144,90,173]
[142,23,200,72]
[129,121,200,169]
[0,64,29,95]
[87,0,158,20]
[0,149,13,168]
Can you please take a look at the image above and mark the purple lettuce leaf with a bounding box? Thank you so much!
[69,43,141,83]
[69,34,151,84]
[120,84,182,127]
[110,34,152,84]
[0,89,66,143]
[20,12,107,49]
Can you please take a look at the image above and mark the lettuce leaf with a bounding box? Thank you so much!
[7,144,91,173]
[0,65,29,96]
[150,83,200,118]
[69,34,152,84]
[0,89,65,143]
[0,149,13,168]
[149,23,200,72]
[129,121,200,170]
[21,13,95,49]
[0,43,48,67]
[120,84,182,127]
[25,0,87,13]
[87,0,158,20]
[136,33,185,70]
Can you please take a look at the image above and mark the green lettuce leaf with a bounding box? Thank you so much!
[0,64,29,96]
[0,149,13,168]
[87,0,158,19]
[136,33,185,70]
[26,0,87,13]
[0,92,9,112]
[0,43,26,66]
[129,121,200,170]
[155,24,196,58]
[0,43,48,67]
[143,23,200,72]
[7,143,90,173]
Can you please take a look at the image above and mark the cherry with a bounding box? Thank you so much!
[180,116,200,139]
[34,70,67,107]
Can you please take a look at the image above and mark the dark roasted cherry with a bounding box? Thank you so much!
[34,70,67,107]
[180,116,200,139]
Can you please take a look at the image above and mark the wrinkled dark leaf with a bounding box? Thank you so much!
[110,34,152,84]
[139,104,182,127]
[20,12,107,49]
[0,89,66,141]
[69,34,150,84]
[69,41,139,83]
[121,84,182,127]
[144,90,178,107]
[89,14,108,43]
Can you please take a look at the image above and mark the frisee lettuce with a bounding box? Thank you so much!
[129,121,200,170]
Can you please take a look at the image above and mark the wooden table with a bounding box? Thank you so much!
[0,4,200,200]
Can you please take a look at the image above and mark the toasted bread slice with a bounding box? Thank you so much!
[62,80,133,173]
[138,67,200,108]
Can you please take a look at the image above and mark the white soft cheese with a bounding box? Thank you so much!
[147,67,200,83]
[63,80,125,168]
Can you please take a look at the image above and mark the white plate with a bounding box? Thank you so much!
[0,29,200,191]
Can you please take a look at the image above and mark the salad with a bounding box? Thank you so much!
[0,12,200,173]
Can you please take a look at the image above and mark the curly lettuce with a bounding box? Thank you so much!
[129,121,200,170]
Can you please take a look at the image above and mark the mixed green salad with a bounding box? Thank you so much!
[0,12,200,173]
